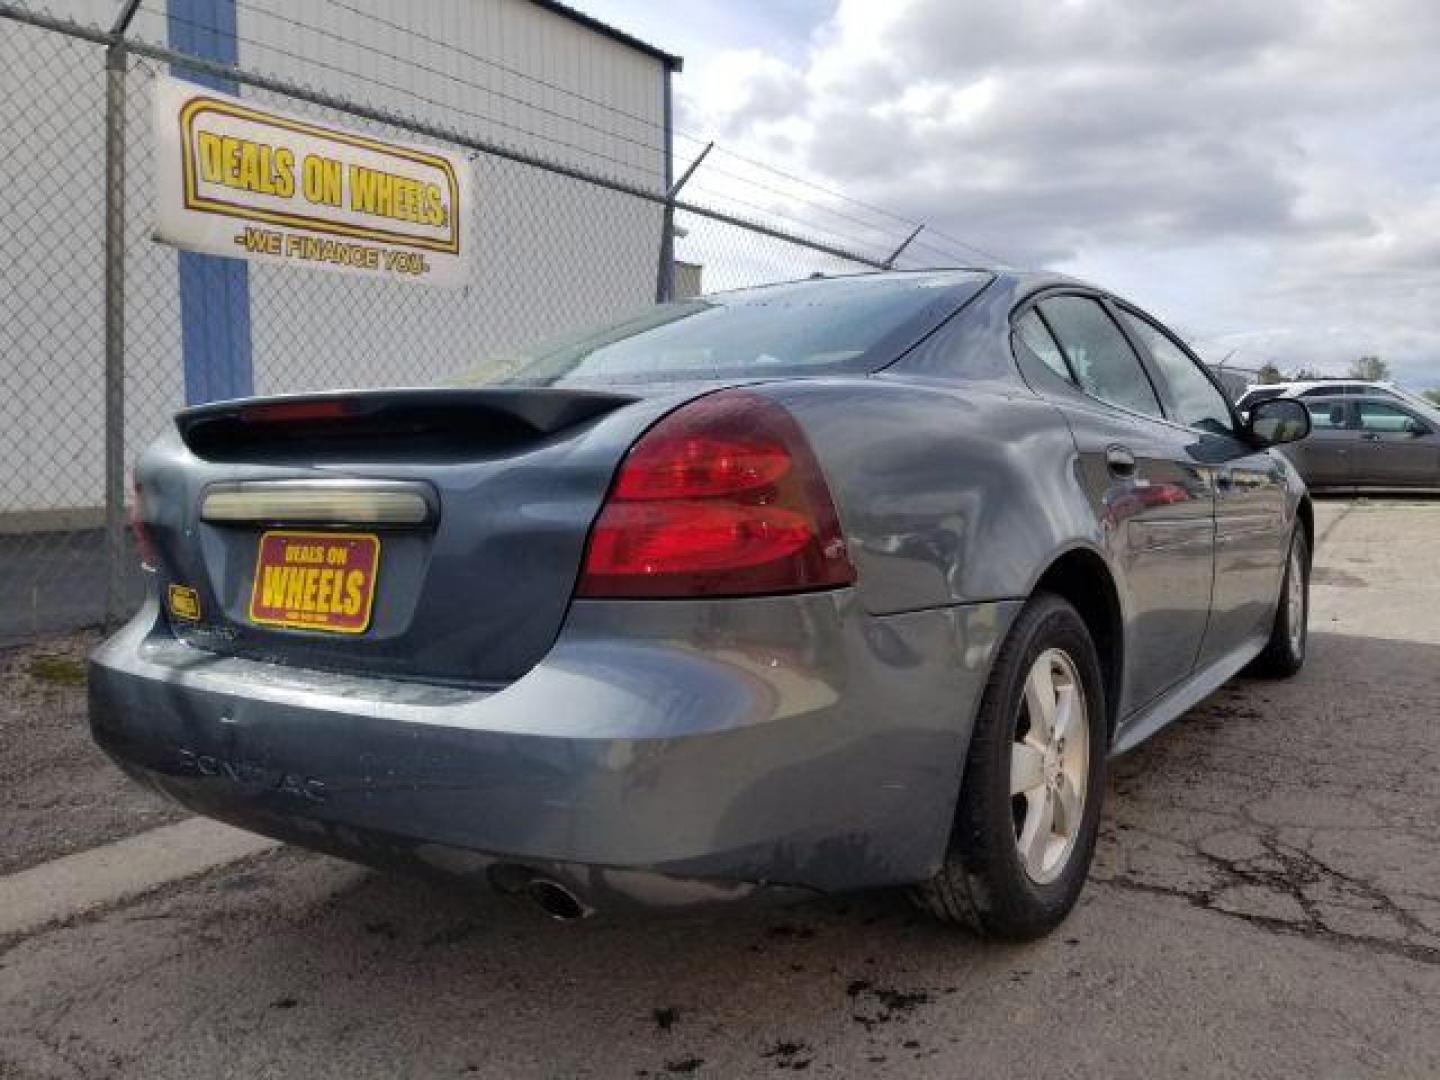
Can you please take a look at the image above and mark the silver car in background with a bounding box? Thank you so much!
[90,270,1314,939]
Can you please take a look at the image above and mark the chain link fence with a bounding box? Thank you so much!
[0,2,939,645]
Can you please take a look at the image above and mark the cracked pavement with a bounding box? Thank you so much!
[2,498,1439,1079]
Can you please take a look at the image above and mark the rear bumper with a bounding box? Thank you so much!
[90,591,1018,907]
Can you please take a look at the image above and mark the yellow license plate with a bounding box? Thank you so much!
[248,530,380,634]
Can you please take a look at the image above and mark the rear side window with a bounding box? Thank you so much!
[1037,296,1163,419]
[1357,401,1427,433]
[1118,309,1234,435]
[1014,309,1072,381]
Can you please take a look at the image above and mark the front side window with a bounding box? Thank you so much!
[1037,296,1163,419]
[1118,309,1233,435]
[1307,403,1347,432]
[1306,400,1348,429]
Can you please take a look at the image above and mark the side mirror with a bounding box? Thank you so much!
[1248,398,1311,446]
[1405,419,1428,437]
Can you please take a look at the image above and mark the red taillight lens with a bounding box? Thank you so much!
[128,478,158,570]
[577,391,856,598]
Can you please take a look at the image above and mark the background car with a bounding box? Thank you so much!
[1283,394,1440,491]
[1236,379,1430,413]
[89,270,1313,941]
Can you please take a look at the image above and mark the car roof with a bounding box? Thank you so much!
[1241,379,1396,392]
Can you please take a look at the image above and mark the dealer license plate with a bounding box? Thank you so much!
[248,530,380,634]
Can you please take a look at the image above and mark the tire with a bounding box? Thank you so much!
[1249,527,1309,679]
[912,593,1107,940]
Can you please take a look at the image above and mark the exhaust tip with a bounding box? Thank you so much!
[526,879,592,922]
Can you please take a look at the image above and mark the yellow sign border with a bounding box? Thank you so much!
[178,96,462,254]
[247,529,381,635]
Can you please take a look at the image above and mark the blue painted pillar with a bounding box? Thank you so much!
[168,0,253,404]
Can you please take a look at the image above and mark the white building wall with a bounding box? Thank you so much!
[2,0,669,515]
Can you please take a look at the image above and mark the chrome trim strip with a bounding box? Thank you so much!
[200,480,436,527]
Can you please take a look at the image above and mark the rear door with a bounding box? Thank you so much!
[1113,306,1290,668]
[1015,294,1216,715]
[1350,400,1440,487]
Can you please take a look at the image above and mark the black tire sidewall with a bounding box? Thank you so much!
[959,595,1108,936]
[1281,529,1309,666]
[1256,527,1309,676]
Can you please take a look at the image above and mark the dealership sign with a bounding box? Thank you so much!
[153,76,470,286]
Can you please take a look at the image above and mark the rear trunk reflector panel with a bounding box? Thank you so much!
[201,481,434,527]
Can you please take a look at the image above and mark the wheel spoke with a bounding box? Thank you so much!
[1011,742,1046,795]
[1054,772,1082,836]
[1024,658,1057,741]
[1017,787,1054,876]
[1052,685,1077,742]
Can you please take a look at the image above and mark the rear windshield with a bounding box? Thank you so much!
[460,271,991,387]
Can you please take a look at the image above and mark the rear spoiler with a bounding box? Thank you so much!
[175,387,639,461]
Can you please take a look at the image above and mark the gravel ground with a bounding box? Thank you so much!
[0,629,187,875]
[1,499,1438,1079]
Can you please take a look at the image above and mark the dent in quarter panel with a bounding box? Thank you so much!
[763,378,1096,614]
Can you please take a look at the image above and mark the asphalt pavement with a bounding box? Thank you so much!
[2,498,1438,1079]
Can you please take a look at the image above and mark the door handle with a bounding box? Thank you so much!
[1105,445,1137,477]
[1360,432,1381,441]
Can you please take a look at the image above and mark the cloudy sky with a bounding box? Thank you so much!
[587,0,1440,388]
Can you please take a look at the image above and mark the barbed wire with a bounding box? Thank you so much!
[268,0,1012,264]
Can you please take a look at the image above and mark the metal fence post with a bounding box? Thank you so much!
[103,0,142,625]
[882,225,925,269]
[655,141,713,303]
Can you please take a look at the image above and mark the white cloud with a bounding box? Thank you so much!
[675,0,1440,387]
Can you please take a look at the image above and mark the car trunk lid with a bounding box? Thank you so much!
[138,387,682,685]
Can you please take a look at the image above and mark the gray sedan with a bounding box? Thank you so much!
[90,270,1313,940]
[1284,395,1440,492]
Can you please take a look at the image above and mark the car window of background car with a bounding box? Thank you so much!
[458,272,989,386]
[1306,401,1348,429]
[1036,296,1164,419]
[1014,309,1073,382]
[1357,400,1429,433]
[1118,309,1234,435]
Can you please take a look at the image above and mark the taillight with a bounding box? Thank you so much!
[239,398,354,424]
[129,478,158,570]
[577,391,856,598]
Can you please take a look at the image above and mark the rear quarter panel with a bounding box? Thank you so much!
[762,377,1100,615]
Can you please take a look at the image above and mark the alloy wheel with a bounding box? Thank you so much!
[1010,648,1089,885]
